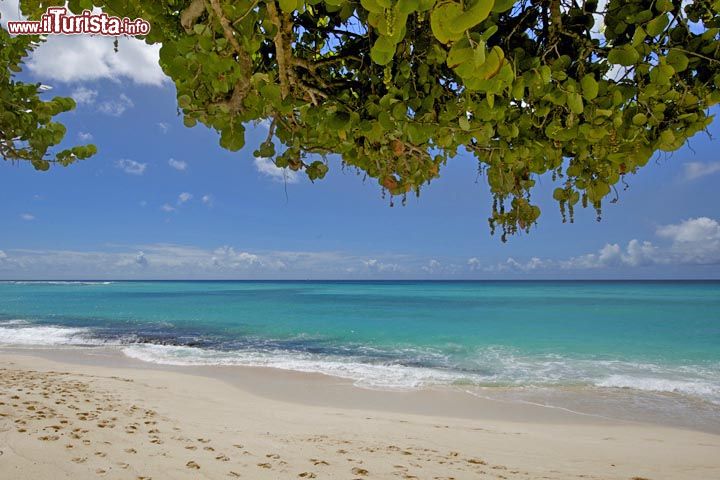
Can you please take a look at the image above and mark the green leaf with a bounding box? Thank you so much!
[567,92,584,114]
[646,14,669,37]
[667,49,689,72]
[177,94,192,108]
[492,0,514,12]
[649,64,675,85]
[430,3,464,43]
[607,45,640,66]
[370,37,396,65]
[219,125,246,151]
[447,39,473,68]
[632,113,648,126]
[580,74,599,100]
[450,0,494,34]
[279,0,298,12]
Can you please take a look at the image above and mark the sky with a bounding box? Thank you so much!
[0,1,719,280]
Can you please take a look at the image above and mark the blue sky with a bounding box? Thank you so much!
[1,2,719,279]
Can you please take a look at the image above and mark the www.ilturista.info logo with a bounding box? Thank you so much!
[7,7,150,36]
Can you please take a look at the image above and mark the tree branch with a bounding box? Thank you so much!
[205,0,253,113]
[265,1,293,99]
[180,0,206,32]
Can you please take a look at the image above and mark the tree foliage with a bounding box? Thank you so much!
[7,0,720,238]
[0,13,96,170]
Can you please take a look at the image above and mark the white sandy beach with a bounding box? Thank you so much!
[0,348,718,480]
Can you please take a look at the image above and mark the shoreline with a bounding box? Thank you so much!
[2,346,624,426]
[4,345,719,435]
[0,348,719,479]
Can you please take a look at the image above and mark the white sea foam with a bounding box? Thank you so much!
[596,375,720,402]
[0,319,30,326]
[121,343,473,389]
[0,325,96,346]
[120,343,720,401]
[0,321,718,403]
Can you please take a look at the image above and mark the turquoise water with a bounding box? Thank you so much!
[0,280,719,406]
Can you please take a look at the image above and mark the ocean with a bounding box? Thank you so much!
[1,280,719,429]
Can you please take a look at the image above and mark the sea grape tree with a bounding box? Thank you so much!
[4,0,720,239]
[0,18,96,170]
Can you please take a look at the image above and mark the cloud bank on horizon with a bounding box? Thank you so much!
[0,218,718,279]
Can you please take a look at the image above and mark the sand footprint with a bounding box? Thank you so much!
[186,461,200,470]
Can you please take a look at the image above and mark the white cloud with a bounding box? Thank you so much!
[160,204,176,213]
[20,213,35,221]
[1,218,717,280]
[29,36,165,85]
[177,192,193,205]
[559,244,621,269]
[71,86,98,105]
[622,239,658,267]
[0,250,6,261]
[488,217,720,273]
[657,217,720,243]
[115,250,149,268]
[499,257,548,272]
[212,247,262,269]
[202,195,214,206]
[362,259,400,273]
[0,5,164,84]
[0,0,166,86]
[558,241,656,270]
[98,94,133,116]
[135,251,148,267]
[0,2,21,23]
[157,122,170,134]
[656,217,720,264]
[254,156,299,183]
[683,162,720,181]
[77,131,93,141]
[0,244,409,279]
[115,159,146,175]
[422,259,441,273]
[168,158,187,172]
